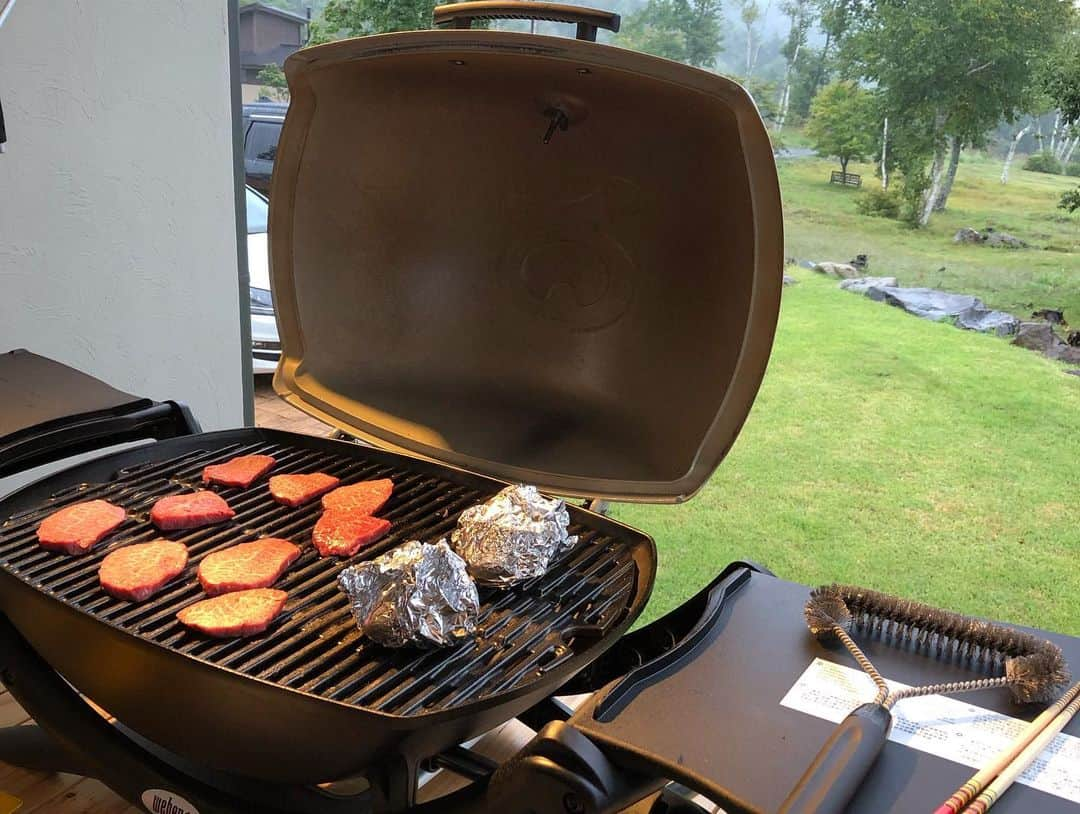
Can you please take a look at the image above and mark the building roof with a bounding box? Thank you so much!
[239,2,309,25]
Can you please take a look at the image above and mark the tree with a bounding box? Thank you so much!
[1042,28,1080,211]
[309,0,437,41]
[805,80,877,175]
[774,0,815,132]
[840,0,1073,225]
[620,0,724,69]
[256,64,289,102]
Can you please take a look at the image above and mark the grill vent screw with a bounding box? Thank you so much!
[542,108,570,144]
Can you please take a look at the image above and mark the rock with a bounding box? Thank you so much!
[814,261,860,279]
[797,258,817,270]
[1068,331,1080,347]
[840,276,897,294]
[1012,322,1060,353]
[983,229,1027,249]
[1067,370,1080,377]
[783,275,799,286]
[863,285,1018,335]
[953,227,984,244]
[1032,308,1067,326]
[956,307,1019,337]
[953,226,1027,249]
[1011,323,1080,362]
[865,286,980,321]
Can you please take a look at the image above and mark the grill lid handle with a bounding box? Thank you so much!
[433,1,620,41]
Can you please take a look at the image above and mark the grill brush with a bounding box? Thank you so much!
[778,584,1070,814]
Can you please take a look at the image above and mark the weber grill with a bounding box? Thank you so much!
[0,3,813,812]
[0,430,653,783]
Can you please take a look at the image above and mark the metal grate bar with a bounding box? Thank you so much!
[0,438,640,717]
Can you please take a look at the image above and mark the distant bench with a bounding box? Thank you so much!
[830,171,862,187]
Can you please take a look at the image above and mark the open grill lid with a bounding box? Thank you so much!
[269,3,783,503]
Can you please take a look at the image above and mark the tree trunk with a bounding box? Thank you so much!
[775,40,801,132]
[881,117,889,190]
[744,23,754,80]
[1064,135,1079,165]
[932,137,961,211]
[1049,110,1060,155]
[918,112,948,227]
[1000,124,1031,184]
[840,156,849,175]
[747,0,773,81]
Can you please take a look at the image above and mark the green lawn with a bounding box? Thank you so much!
[614,271,1080,635]
[778,152,1080,321]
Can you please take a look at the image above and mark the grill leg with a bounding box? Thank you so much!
[0,723,92,775]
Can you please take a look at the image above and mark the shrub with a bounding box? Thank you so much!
[1023,151,1063,174]
[1065,161,1080,177]
[855,187,903,219]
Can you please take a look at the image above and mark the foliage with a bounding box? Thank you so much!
[854,186,902,219]
[1024,151,1064,175]
[838,0,1074,223]
[1041,30,1080,124]
[618,269,1080,634]
[1065,162,1080,178]
[619,0,723,69]
[1061,187,1080,212]
[805,80,877,174]
[309,0,437,41]
[255,64,289,101]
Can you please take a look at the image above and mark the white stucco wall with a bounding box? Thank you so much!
[0,1,247,430]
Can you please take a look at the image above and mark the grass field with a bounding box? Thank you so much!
[614,160,1080,635]
[779,152,1080,320]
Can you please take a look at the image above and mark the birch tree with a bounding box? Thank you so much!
[841,0,1072,225]
[775,0,814,132]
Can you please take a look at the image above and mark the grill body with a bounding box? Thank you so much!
[0,428,654,783]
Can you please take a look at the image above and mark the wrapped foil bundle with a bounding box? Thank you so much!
[338,540,479,648]
[451,484,578,587]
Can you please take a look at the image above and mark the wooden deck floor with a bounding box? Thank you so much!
[0,688,138,813]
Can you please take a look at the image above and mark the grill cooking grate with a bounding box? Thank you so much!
[0,439,638,716]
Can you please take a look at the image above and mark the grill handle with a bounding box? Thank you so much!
[433,1,620,41]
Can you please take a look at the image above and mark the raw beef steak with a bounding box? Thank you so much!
[313,512,391,558]
[37,500,126,556]
[150,491,235,531]
[321,478,394,515]
[176,588,287,638]
[198,538,300,596]
[269,473,340,507]
[202,454,276,488]
[99,540,189,602]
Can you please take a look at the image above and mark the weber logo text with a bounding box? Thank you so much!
[141,789,200,814]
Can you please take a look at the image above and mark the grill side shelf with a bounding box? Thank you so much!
[0,436,643,717]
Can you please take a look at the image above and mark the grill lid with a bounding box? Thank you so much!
[268,15,783,503]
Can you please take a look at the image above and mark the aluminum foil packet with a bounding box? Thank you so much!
[337,540,479,648]
[450,484,578,587]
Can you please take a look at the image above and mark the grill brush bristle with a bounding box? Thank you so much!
[806,584,1069,704]
[781,586,1071,814]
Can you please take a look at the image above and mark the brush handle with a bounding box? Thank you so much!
[778,703,892,814]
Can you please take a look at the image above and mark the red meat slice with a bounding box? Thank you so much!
[99,540,189,602]
[37,500,126,556]
[176,588,287,638]
[269,473,340,507]
[150,491,235,531]
[202,454,276,488]
[313,511,391,558]
[321,478,394,515]
[198,538,300,596]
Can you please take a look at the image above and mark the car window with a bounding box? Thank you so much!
[245,121,279,162]
[246,188,268,234]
